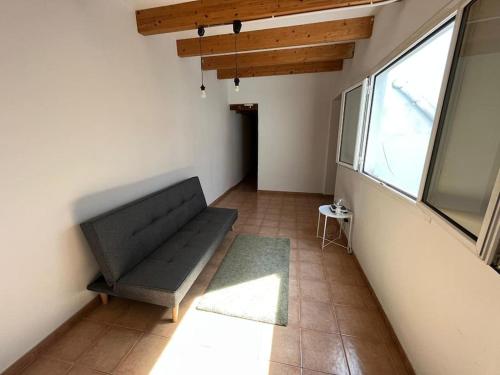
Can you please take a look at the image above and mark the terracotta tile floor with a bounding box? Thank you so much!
[19,185,410,375]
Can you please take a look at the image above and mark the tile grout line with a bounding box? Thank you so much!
[38,322,112,366]
[75,305,148,374]
[111,331,145,374]
[296,254,303,371]
[323,246,353,375]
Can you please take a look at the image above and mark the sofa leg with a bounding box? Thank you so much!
[172,305,179,322]
[99,293,108,305]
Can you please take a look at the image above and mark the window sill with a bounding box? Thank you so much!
[358,171,417,205]
[415,202,478,254]
[355,170,478,255]
[336,161,356,171]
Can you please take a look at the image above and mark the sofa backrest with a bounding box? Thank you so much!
[81,177,207,286]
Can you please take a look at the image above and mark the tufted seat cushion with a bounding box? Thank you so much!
[114,207,237,306]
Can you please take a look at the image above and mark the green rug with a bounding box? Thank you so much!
[197,234,290,325]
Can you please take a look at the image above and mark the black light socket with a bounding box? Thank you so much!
[197,25,205,37]
[234,77,240,86]
[233,20,242,34]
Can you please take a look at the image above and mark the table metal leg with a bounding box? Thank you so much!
[322,215,328,249]
[316,206,353,254]
[348,217,353,254]
[316,212,321,238]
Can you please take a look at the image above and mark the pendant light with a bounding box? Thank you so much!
[233,20,242,92]
[198,25,206,98]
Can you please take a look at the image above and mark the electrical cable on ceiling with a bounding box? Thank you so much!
[198,25,206,98]
[233,20,242,92]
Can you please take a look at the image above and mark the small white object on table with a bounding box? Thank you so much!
[316,205,353,253]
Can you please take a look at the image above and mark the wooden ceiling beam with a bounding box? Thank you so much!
[230,103,258,113]
[202,43,354,70]
[217,60,343,79]
[136,0,386,35]
[177,16,373,57]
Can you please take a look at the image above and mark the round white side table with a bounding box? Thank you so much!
[316,205,353,253]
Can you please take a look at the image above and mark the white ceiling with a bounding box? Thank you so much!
[123,0,385,39]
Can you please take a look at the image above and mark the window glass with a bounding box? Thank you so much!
[339,85,363,167]
[424,0,500,238]
[363,21,455,197]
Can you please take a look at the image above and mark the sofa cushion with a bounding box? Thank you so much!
[115,207,236,297]
[81,177,207,286]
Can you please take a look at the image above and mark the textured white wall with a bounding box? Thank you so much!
[334,1,500,374]
[0,1,246,371]
[227,73,339,194]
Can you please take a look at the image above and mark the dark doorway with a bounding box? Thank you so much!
[230,104,258,191]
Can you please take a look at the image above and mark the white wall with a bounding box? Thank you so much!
[227,73,339,194]
[334,1,500,374]
[0,1,247,371]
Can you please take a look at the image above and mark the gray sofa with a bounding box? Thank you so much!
[81,177,237,321]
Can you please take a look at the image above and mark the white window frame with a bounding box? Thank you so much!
[336,79,369,171]
[477,171,500,261]
[359,13,459,200]
[336,0,500,267]
[417,10,465,202]
[419,0,500,258]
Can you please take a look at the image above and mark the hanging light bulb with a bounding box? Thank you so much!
[198,26,206,98]
[233,20,242,93]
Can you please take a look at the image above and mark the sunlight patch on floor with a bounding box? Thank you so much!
[149,294,279,375]
[199,273,283,323]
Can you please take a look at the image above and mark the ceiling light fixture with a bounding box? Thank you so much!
[233,20,242,92]
[198,25,206,98]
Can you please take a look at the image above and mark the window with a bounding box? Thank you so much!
[424,0,500,240]
[362,21,456,198]
[337,81,367,169]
